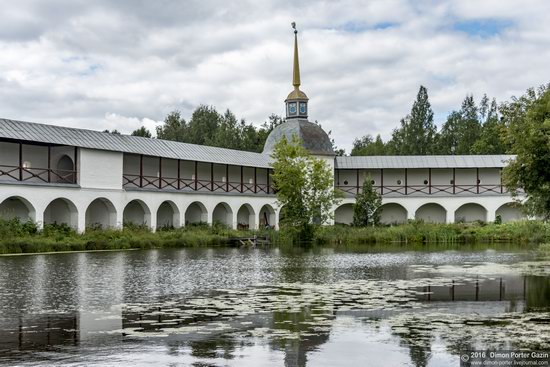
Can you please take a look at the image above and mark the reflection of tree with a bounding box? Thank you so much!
[525,276,550,311]
[189,336,237,360]
[269,306,332,367]
[393,319,433,367]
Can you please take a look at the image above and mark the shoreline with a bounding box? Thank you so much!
[0,220,548,255]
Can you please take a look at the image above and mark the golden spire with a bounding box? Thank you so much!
[292,22,300,88]
[286,22,308,102]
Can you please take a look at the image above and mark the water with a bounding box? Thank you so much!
[0,246,548,366]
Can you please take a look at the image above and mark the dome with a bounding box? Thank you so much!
[262,119,334,156]
[286,88,308,101]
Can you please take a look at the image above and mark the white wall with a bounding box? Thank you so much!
[334,203,354,225]
[79,149,123,189]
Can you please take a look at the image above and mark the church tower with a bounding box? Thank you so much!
[285,23,308,119]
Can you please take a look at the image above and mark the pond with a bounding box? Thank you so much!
[0,245,549,366]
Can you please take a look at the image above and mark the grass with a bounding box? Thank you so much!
[0,218,549,255]
[312,220,550,246]
[0,219,252,255]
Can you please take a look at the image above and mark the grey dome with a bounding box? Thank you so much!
[263,119,334,156]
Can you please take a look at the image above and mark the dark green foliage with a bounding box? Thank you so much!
[131,126,152,138]
[390,85,437,155]
[155,107,283,153]
[351,134,387,156]
[353,177,382,226]
[503,85,550,219]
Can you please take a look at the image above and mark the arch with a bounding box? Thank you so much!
[455,203,487,223]
[212,202,233,227]
[379,203,407,225]
[496,202,523,223]
[185,201,207,225]
[334,203,354,225]
[237,204,255,230]
[85,198,117,229]
[0,196,36,222]
[156,200,180,229]
[123,199,151,227]
[56,155,75,183]
[259,204,276,229]
[43,198,78,229]
[415,203,446,224]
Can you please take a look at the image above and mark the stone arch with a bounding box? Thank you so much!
[56,154,75,183]
[0,196,36,222]
[85,198,117,229]
[415,203,446,224]
[43,198,78,229]
[496,202,523,223]
[212,202,233,227]
[334,203,354,225]
[237,204,255,230]
[156,200,180,229]
[259,204,276,229]
[379,203,407,225]
[123,199,151,227]
[185,201,207,225]
[455,203,487,223]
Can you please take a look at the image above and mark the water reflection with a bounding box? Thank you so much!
[0,247,548,366]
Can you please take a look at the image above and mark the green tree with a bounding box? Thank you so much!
[131,126,152,138]
[351,134,387,156]
[503,85,550,219]
[436,111,461,154]
[388,85,437,155]
[353,176,382,226]
[457,94,482,154]
[271,135,341,238]
[156,111,188,142]
[471,98,507,154]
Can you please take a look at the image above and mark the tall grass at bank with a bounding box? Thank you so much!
[0,219,250,254]
[312,220,550,246]
[1,218,549,254]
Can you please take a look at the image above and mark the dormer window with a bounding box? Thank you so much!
[299,102,307,115]
[288,102,297,116]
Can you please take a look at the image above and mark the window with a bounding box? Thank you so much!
[397,180,402,185]
[423,179,429,185]
[343,180,349,185]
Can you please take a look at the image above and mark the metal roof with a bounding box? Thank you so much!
[0,118,272,168]
[335,155,515,169]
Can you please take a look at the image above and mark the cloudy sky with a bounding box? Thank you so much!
[1,0,549,152]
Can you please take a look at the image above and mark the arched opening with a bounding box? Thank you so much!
[334,203,354,225]
[415,203,446,224]
[156,201,180,229]
[56,155,75,183]
[237,204,255,230]
[212,202,233,227]
[85,198,117,229]
[0,196,35,222]
[185,201,207,225]
[43,198,78,229]
[379,203,407,225]
[496,202,523,223]
[455,203,487,223]
[259,204,276,229]
[123,200,151,228]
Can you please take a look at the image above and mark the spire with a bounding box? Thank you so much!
[285,22,308,119]
[292,22,300,88]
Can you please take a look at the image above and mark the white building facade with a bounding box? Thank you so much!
[0,29,524,232]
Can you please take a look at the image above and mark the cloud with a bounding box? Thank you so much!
[1,0,550,152]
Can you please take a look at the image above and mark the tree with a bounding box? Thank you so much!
[388,85,437,155]
[131,126,152,138]
[456,94,482,154]
[503,85,550,219]
[471,98,507,154]
[353,176,382,226]
[271,135,341,238]
[156,111,187,142]
[351,134,387,156]
[103,129,121,134]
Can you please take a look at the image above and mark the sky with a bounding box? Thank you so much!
[1,0,549,153]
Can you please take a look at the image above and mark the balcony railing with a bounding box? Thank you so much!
[123,174,275,194]
[0,165,77,184]
[336,184,510,196]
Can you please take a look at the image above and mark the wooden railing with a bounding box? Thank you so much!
[336,184,512,196]
[0,165,77,184]
[123,174,275,194]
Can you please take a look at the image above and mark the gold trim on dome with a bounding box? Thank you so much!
[286,87,309,100]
